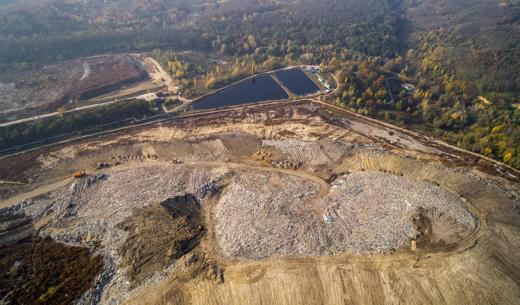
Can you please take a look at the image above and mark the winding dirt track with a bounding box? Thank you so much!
[181,160,330,197]
[122,158,520,305]
[0,161,329,209]
[2,95,519,305]
[5,156,517,305]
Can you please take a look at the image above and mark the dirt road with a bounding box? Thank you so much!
[0,57,168,128]
[181,160,330,197]
[2,99,519,305]
[0,99,125,127]
[0,160,329,209]
[0,177,74,208]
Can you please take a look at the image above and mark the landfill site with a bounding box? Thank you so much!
[0,54,150,122]
[0,100,519,305]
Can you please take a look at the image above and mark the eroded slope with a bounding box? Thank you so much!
[0,101,518,305]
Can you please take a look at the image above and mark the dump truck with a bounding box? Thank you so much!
[73,170,87,178]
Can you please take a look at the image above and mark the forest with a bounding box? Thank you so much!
[0,0,518,168]
[0,100,157,151]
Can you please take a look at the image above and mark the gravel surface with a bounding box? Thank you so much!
[41,165,230,305]
[320,171,476,254]
[3,165,478,302]
[214,170,477,259]
[214,171,320,259]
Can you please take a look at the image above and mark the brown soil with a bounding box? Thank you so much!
[117,194,204,287]
[0,236,102,305]
[0,101,519,305]
[0,54,148,121]
[411,206,471,249]
[0,149,40,182]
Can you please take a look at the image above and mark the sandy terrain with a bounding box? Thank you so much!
[0,101,518,305]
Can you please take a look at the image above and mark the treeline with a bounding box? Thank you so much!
[152,48,288,97]
[1,0,518,168]
[204,0,402,59]
[0,101,156,150]
[330,51,520,169]
[0,0,196,37]
[0,27,211,72]
[0,0,402,71]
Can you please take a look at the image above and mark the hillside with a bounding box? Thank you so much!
[399,0,520,167]
[0,2,520,304]
[0,0,518,168]
[0,101,519,305]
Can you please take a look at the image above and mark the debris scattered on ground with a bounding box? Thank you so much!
[37,165,230,304]
[214,171,477,259]
[2,100,513,305]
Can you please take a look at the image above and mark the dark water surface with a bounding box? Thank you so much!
[192,75,288,110]
[275,69,320,95]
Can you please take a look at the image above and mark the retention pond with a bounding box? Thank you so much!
[275,68,320,96]
[192,75,288,110]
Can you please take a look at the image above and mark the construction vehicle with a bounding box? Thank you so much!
[73,170,87,178]
[96,162,111,169]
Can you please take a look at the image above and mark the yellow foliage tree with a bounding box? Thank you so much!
[175,70,184,78]
[247,34,257,49]
[483,147,493,156]
[206,76,217,88]
[503,151,513,163]
[57,107,66,117]
[491,125,503,133]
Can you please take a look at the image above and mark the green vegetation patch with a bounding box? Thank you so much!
[0,100,158,151]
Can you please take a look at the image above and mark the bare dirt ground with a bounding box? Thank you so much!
[85,57,169,104]
[0,101,519,305]
[0,54,149,122]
